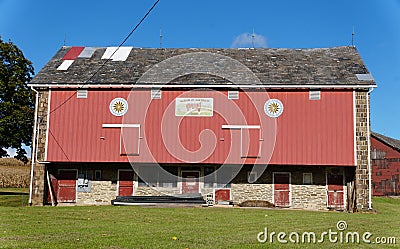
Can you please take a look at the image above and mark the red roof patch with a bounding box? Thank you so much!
[62,47,85,60]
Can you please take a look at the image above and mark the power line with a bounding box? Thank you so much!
[42,0,161,162]
[48,0,160,115]
[48,129,70,161]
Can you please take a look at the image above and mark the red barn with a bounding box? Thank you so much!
[28,46,376,211]
[371,132,400,196]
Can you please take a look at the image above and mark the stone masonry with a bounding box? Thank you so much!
[354,90,372,210]
[31,89,50,206]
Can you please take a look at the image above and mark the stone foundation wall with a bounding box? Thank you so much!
[31,163,46,206]
[77,181,117,205]
[290,185,327,210]
[231,184,273,204]
[67,165,349,210]
[135,186,180,196]
[231,184,329,210]
[39,162,355,210]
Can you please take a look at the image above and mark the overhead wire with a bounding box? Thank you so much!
[42,0,161,161]
[48,0,160,115]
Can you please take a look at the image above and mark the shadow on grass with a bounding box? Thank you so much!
[0,191,28,195]
[0,188,29,207]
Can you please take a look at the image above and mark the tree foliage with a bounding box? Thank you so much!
[0,37,34,163]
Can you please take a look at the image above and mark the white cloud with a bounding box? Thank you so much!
[231,32,268,48]
[4,145,31,158]
[6,148,16,157]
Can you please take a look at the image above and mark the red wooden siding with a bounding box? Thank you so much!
[47,90,355,166]
[371,137,400,196]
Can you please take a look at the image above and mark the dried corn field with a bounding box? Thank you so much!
[0,158,30,188]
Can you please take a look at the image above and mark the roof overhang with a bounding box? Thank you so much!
[29,83,377,90]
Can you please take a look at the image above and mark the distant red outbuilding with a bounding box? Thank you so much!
[371,132,400,196]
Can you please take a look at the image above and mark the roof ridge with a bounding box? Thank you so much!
[372,132,400,151]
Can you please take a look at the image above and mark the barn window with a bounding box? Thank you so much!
[303,173,313,184]
[94,170,102,180]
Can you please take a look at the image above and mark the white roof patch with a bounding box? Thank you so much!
[356,73,374,81]
[101,47,132,61]
[57,60,74,71]
[78,47,96,58]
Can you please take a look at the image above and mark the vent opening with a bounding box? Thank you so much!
[77,89,88,99]
[309,90,320,100]
[228,90,239,100]
[151,89,162,99]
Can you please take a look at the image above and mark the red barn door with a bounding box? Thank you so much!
[57,170,77,203]
[214,188,231,203]
[47,174,58,204]
[118,170,134,196]
[182,171,200,194]
[274,173,290,207]
[327,172,344,209]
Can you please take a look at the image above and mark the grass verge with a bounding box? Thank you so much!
[0,197,398,248]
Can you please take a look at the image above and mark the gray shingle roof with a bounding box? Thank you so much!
[372,132,400,151]
[30,46,376,87]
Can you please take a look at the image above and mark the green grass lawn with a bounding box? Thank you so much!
[0,196,399,249]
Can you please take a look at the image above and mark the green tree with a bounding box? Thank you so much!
[0,37,34,163]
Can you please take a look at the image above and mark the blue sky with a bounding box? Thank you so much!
[1,0,399,156]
